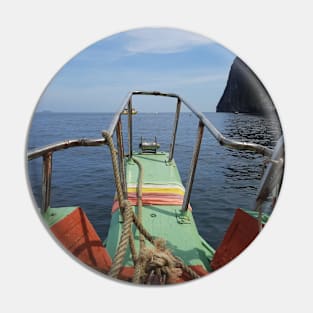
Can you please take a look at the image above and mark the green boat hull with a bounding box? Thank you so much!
[105,151,215,273]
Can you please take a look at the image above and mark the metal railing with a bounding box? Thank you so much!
[28,138,106,213]
[254,136,284,212]
[27,90,281,214]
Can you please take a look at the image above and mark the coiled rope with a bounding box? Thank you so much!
[102,131,200,283]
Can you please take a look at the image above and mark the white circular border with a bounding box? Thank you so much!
[2,1,312,312]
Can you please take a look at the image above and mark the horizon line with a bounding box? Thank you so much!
[36,110,217,114]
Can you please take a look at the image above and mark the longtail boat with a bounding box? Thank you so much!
[27,90,284,285]
[122,107,137,115]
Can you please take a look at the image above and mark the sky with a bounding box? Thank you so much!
[37,28,236,112]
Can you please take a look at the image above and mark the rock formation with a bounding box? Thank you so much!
[216,57,275,115]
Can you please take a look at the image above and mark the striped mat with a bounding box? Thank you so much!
[111,184,191,212]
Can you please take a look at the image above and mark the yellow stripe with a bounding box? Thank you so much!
[127,187,185,195]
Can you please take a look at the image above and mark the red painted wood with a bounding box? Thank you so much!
[211,208,260,270]
[118,267,135,282]
[50,207,112,273]
[178,265,209,282]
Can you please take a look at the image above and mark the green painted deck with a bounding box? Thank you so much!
[40,151,270,276]
[105,152,215,270]
[126,151,183,186]
[43,206,77,227]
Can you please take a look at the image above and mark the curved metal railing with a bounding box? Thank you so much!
[27,138,106,160]
[27,90,281,214]
[107,91,273,158]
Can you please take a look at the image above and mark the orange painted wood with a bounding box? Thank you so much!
[211,208,260,270]
[118,267,135,282]
[178,265,209,282]
[50,207,112,273]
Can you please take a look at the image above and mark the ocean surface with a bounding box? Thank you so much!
[27,111,282,249]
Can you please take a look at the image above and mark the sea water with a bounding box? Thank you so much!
[27,112,282,249]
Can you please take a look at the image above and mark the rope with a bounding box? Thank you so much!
[102,131,124,206]
[103,130,132,277]
[176,259,200,280]
[103,130,150,278]
[132,157,145,250]
[133,239,200,284]
[107,200,133,277]
[135,239,181,284]
[132,157,145,284]
[102,130,200,283]
[132,213,154,243]
[129,231,137,265]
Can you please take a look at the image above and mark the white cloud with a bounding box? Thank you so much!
[124,28,212,54]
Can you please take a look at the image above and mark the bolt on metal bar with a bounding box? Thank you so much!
[116,117,127,198]
[128,97,133,159]
[182,121,205,211]
[42,152,52,213]
[169,98,181,162]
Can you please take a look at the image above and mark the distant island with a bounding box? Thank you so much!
[37,110,54,113]
[216,57,275,116]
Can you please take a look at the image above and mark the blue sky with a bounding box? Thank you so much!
[37,28,235,112]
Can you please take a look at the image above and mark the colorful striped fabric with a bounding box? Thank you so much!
[111,183,191,213]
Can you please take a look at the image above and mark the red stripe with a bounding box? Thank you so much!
[111,198,192,213]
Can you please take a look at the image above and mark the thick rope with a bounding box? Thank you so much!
[102,131,124,206]
[103,130,200,283]
[176,259,200,280]
[129,231,137,265]
[132,157,145,250]
[132,157,145,284]
[103,130,133,277]
[133,239,200,284]
[132,213,154,243]
[107,200,133,277]
[103,131,148,278]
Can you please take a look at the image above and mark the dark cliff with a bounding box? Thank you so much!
[216,57,274,115]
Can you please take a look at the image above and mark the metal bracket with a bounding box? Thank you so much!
[139,136,160,153]
[176,210,191,224]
